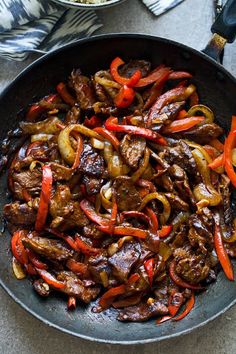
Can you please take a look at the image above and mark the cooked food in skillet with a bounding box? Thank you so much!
[3,57,236,323]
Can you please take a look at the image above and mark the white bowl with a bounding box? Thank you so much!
[51,0,127,10]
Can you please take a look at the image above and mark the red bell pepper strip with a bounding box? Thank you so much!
[35,165,53,231]
[66,259,88,275]
[127,273,140,285]
[168,71,193,80]
[189,91,199,107]
[68,296,76,310]
[80,199,110,226]
[209,138,224,152]
[156,315,172,324]
[36,268,65,289]
[93,127,119,151]
[173,293,195,321]
[75,235,101,256]
[144,258,154,286]
[45,228,79,252]
[99,284,126,310]
[114,85,136,108]
[158,225,172,238]
[203,145,218,160]
[208,153,224,170]
[26,94,59,121]
[110,57,142,87]
[27,250,47,270]
[56,82,76,106]
[120,211,151,227]
[109,197,118,233]
[135,66,171,88]
[143,71,170,110]
[163,116,204,134]
[169,260,203,290]
[224,131,236,187]
[214,222,234,281]
[26,141,45,157]
[168,290,184,316]
[105,116,167,145]
[176,109,188,120]
[11,230,29,266]
[84,115,102,129]
[97,225,148,239]
[145,207,158,233]
[72,134,83,169]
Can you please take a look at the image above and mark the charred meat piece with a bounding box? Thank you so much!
[79,143,104,177]
[188,214,213,253]
[117,301,168,322]
[65,106,81,125]
[108,242,141,282]
[33,279,51,297]
[119,135,146,169]
[165,193,189,211]
[70,69,96,110]
[50,162,73,181]
[12,168,42,199]
[49,185,89,230]
[4,202,36,226]
[174,246,210,284]
[92,77,112,104]
[175,123,223,144]
[56,271,100,303]
[88,253,111,284]
[113,176,142,211]
[22,236,73,261]
[162,140,199,178]
[219,175,233,225]
[168,164,196,205]
[83,224,105,239]
[119,60,151,78]
[82,175,103,195]
[150,101,184,125]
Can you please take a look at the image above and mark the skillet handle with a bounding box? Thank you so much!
[203,0,236,62]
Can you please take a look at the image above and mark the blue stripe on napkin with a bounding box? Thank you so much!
[142,0,184,16]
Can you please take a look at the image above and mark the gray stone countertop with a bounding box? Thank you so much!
[0,0,236,353]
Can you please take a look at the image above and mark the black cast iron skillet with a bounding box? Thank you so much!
[1,0,236,345]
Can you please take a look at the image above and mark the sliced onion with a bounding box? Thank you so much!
[94,70,121,89]
[188,104,214,124]
[118,236,133,248]
[29,160,44,171]
[31,134,54,142]
[20,117,62,134]
[107,242,119,256]
[58,124,103,165]
[138,192,171,224]
[91,138,105,150]
[159,242,172,261]
[185,84,196,98]
[100,182,112,210]
[184,140,212,164]
[103,141,113,165]
[12,257,26,279]
[108,153,123,178]
[100,270,109,287]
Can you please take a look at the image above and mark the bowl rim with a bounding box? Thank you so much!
[51,0,126,9]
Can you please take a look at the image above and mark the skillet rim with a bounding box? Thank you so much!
[0,33,236,345]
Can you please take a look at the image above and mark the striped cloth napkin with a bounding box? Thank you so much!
[0,0,184,61]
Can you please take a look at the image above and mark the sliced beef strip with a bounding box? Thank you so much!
[162,140,199,179]
[119,135,146,169]
[65,106,81,125]
[79,143,104,177]
[49,185,89,230]
[113,176,142,211]
[188,214,213,254]
[83,224,105,239]
[108,242,141,282]
[169,164,196,205]
[175,123,223,144]
[219,175,233,225]
[117,301,168,322]
[12,168,42,199]
[82,175,103,195]
[50,162,73,181]
[173,245,210,284]
[150,101,184,125]
[33,279,50,297]
[165,193,189,211]
[56,271,100,303]
[22,236,72,261]
[70,69,96,110]
[88,253,111,284]
[91,77,112,104]
[119,60,151,78]
[4,202,36,226]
